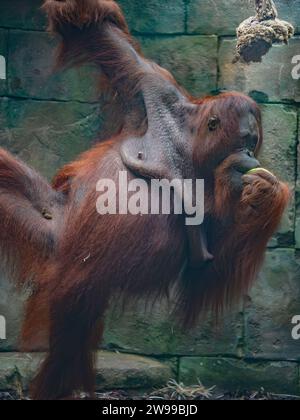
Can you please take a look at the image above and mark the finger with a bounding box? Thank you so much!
[242,171,278,185]
[242,174,258,185]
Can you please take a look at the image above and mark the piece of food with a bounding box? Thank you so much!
[246,167,274,176]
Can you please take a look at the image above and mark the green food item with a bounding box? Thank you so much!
[246,167,274,176]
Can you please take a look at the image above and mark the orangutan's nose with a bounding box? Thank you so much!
[240,113,258,136]
[239,113,260,151]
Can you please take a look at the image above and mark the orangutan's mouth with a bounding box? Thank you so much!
[237,162,261,174]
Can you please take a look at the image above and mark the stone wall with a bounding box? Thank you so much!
[0,0,300,394]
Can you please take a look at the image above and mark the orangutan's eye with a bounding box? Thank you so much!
[208,116,220,131]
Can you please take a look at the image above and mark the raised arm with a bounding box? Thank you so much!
[43,0,182,105]
[43,0,195,197]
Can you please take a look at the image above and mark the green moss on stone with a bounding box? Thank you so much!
[219,37,300,103]
[8,30,101,102]
[139,35,218,96]
[179,356,299,395]
[245,249,300,361]
[0,0,46,31]
[0,98,103,179]
[119,0,185,34]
